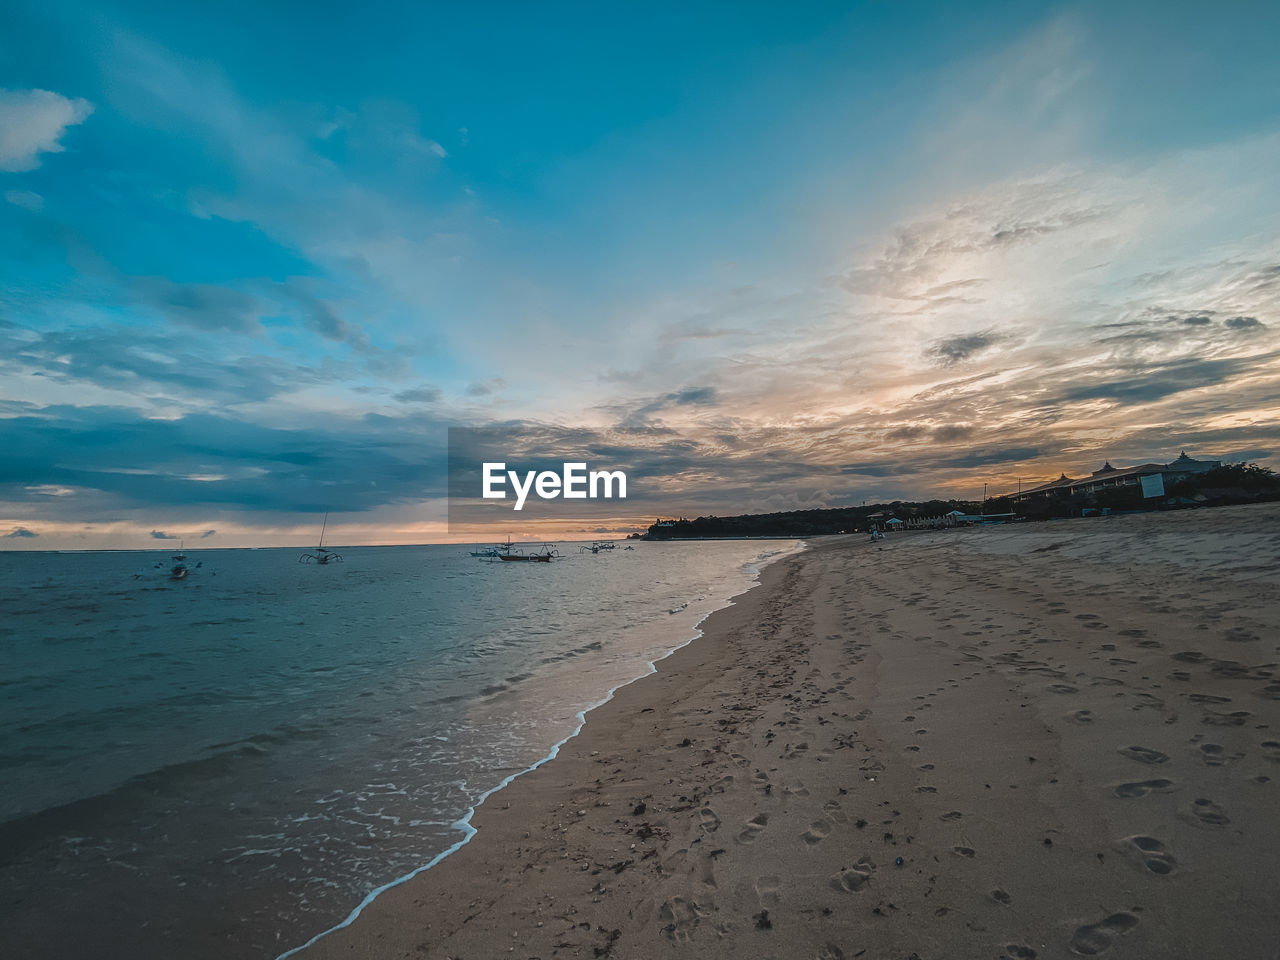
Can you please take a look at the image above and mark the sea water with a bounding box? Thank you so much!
[0,540,799,959]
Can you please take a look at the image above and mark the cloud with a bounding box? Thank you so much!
[1,323,343,405]
[618,386,721,427]
[0,88,94,172]
[200,529,216,537]
[4,189,43,211]
[466,378,506,397]
[300,299,370,349]
[393,385,442,404]
[1226,315,1263,331]
[131,277,260,334]
[4,526,38,538]
[0,405,452,515]
[149,530,178,539]
[928,331,1003,366]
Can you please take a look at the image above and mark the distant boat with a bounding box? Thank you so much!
[298,514,343,564]
[494,536,558,562]
[168,542,200,580]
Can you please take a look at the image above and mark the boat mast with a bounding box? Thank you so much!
[319,512,328,550]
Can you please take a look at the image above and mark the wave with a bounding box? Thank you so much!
[273,540,806,959]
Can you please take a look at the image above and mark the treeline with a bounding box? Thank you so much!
[640,500,973,540]
[639,462,1280,538]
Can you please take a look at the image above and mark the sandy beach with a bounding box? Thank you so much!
[296,503,1280,960]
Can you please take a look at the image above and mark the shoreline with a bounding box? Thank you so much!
[278,540,808,959]
[295,504,1280,959]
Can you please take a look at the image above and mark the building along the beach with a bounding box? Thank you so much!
[1004,451,1221,503]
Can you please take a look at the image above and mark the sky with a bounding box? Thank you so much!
[2,0,1279,548]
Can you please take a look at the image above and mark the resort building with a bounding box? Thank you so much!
[1003,451,1221,502]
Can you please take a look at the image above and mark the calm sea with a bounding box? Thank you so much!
[0,540,799,959]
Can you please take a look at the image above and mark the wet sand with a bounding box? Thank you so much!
[296,502,1280,960]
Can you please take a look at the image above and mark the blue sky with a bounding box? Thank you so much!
[3,1,1279,546]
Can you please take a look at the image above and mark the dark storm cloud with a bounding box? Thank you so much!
[927,331,1003,366]
[4,527,39,538]
[616,385,720,428]
[1223,448,1270,462]
[466,378,505,397]
[932,446,1043,469]
[130,277,260,334]
[200,529,216,537]
[1225,315,1263,330]
[841,462,915,478]
[0,406,450,514]
[931,424,974,443]
[302,299,371,350]
[4,326,334,403]
[393,385,442,404]
[1053,354,1278,406]
[885,425,927,441]
[149,530,178,539]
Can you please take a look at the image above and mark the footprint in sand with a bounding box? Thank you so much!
[991,888,1012,905]
[659,897,708,942]
[817,944,846,960]
[1198,744,1228,766]
[1117,745,1169,765]
[1188,693,1232,704]
[1202,710,1251,727]
[1067,709,1094,724]
[1185,797,1230,826]
[1114,779,1176,798]
[940,810,963,821]
[1260,740,1280,762]
[1005,946,1038,959]
[1049,684,1079,694]
[737,813,769,844]
[1223,627,1259,643]
[802,818,833,845]
[711,775,734,793]
[1119,835,1177,875]
[1070,912,1139,955]
[823,799,848,823]
[952,845,976,858]
[829,858,875,892]
[783,779,809,797]
[700,807,721,833]
[754,874,780,905]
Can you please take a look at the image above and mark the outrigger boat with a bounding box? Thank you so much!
[167,541,201,580]
[299,514,343,564]
[579,539,616,554]
[494,536,558,562]
[170,544,190,580]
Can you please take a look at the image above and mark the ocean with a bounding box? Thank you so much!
[0,539,799,959]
